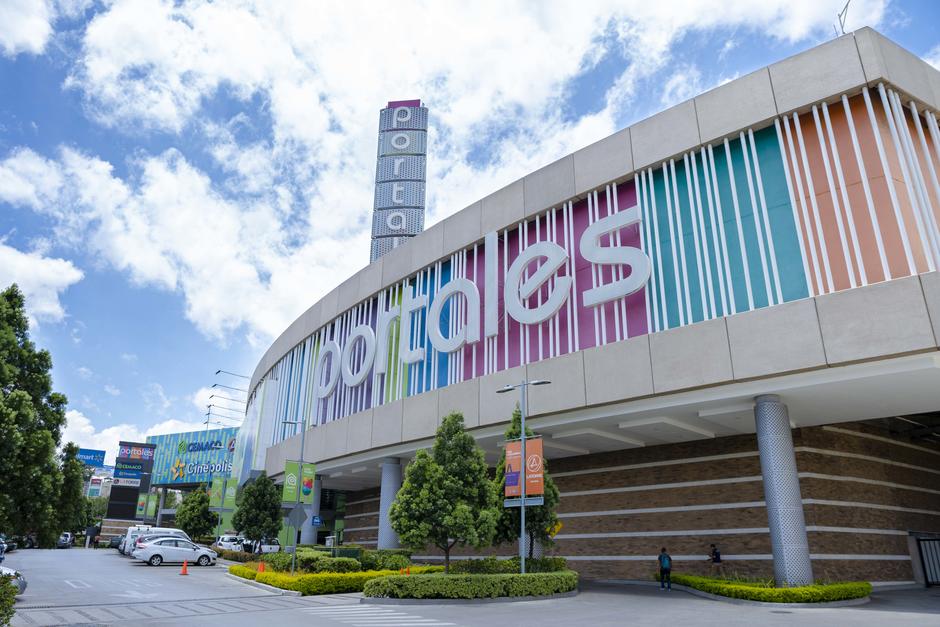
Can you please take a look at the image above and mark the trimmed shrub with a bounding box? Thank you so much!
[228,565,258,580]
[261,552,294,572]
[0,576,15,627]
[296,550,330,572]
[317,557,361,573]
[664,574,872,603]
[448,556,567,574]
[217,549,255,563]
[360,549,413,570]
[364,571,579,599]
[240,566,443,595]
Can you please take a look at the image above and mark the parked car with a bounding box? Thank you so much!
[108,535,124,549]
[133,531,189,554]
[56,533,73,549]
[0,566,26,595]
[121,527,188,555]
[0,535,16,552]
[215,535,245,551]
[133,537,217,567]
[250,538,280,554]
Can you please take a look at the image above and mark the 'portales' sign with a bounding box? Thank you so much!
[310,185,652,419]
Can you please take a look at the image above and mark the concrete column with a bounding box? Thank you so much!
[299,476,322,545]
[155,488,167,526]
[377,458,402,549]
[754,394,813,586]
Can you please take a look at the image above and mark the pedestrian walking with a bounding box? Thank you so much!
[708,543,723,577]
[658,547,672,591]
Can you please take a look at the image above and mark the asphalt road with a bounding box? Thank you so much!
[4,549,939,626]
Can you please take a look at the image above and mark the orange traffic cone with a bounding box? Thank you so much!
[407,567,411,576]
[258,562,265,573]
[180,561,189,576]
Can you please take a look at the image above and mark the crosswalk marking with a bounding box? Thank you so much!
[301,605,456,626]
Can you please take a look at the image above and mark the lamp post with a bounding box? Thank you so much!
[281,416,307,575]
[215,369,249,379]
[496,379,551,574]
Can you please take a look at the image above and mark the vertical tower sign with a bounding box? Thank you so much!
[370,99,428,262]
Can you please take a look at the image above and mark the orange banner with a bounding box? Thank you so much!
[504,438,544,497]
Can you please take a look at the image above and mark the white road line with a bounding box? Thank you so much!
[63,580,90,589]
[300,605,455,626]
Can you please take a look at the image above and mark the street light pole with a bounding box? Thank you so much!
[497,379,550,575]
[282,416,308,576]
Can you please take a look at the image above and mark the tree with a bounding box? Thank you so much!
[0,285,68,546]
[57,443,86,534]
[493,407,560,559]
[83,496,108,528]
[164,491,180,510]
[175,486,217,539]
[390,412,498,573]
[232,472,281,546]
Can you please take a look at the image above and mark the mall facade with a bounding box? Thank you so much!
[232,28,940,585]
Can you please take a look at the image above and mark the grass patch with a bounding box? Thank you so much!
[363,571,579,599]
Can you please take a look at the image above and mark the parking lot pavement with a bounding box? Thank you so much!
[6,550,939,627]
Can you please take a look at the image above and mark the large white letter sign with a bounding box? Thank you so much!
[341,325,376,386]
[579,205,651,307]
[399,284,428,364]
[504,241,571,325]
[427,278,481,353]
[373,303,400,376]
[314,340,341,399]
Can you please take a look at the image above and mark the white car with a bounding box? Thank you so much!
[1,566,27,595]
[216,535,245,551]
[253,538,280,554]
[133,536,217,567]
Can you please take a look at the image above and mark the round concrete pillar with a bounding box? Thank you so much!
[377,458,402,549]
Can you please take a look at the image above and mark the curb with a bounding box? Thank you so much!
[224,573,301,596]
[593,580,870,608]
[361,590,579,605]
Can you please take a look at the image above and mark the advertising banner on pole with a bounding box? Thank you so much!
[223,481,237,509]
[282,461,299,502]
[146,494,157,518]
[525,438,544,496]
[209,477,224,507]
[504,438,544,498]
[135,494,147,517]
[300,463,316,505]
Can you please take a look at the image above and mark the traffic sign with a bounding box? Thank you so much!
[286,505,307,528]
[311,515,323,527]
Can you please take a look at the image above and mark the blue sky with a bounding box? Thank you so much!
[1,0,938,463]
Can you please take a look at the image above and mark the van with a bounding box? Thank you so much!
[121,526,190,556]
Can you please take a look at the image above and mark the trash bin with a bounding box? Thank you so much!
[325,535,335,548]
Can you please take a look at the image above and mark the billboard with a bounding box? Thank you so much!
[118,442,156,461]
[77,448,106,468]
[87,477,102,497]
[147,427,238,486]
[504,438,544,497]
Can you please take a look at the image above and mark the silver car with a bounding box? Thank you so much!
[1,566,27,595]
[132,537,217,567]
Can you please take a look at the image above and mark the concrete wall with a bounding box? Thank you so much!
[248,27,940,396]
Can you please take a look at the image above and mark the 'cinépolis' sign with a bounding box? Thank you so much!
[313,200,651,403]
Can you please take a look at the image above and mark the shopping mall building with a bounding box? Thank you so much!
[231,28,940,586]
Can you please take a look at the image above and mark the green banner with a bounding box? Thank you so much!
[300,463,317,505]
[282,460,299,502]
[146,494,157,518]
[209,477,224,507]
[135,493,147,517]
[223,480,237,509]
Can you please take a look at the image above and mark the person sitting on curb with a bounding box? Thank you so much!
[658,547,672,591]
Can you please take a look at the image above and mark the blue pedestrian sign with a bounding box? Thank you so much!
[311,515,323,527]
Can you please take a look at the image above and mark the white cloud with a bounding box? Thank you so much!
[925,43,940,70]
[62,409,207,465]
[120,352,138,362]
[76,365,93,380]
[0,0,53,58]
[103,384,121,396]
[141,381,173,414]
[0,241,83,323]
[5,0,890,346]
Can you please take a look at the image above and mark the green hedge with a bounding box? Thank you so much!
[261,552,293,571]
[216,549,255,562]
[294,550,361,573]
[360,549,413,570]
[0,576,15,627]
[448,556,567,574]
[229,564,444,595]
[363,571,579,599]
[667,574,872,603]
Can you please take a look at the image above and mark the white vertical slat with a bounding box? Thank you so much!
[792,112,835,293]
[910,101,940,255]
[689,150,716,318]
[648,168,670,328]
[706,145,737,315]
[811,105,857,288]
[612,183,630,336]
[638,171,656,333]
[700,147,729,315]
[562,203,574,352]
[739,131,774,304]
[723,138,756,310]
[863,86,917,275]
[567,202,581,352]
[606,185,623,342]
[662,162,685,326]
[682,153,708,318]
[842,94,891,281]
[747,129,784,304]
[669,159,693,323]
[821,102,867,286]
